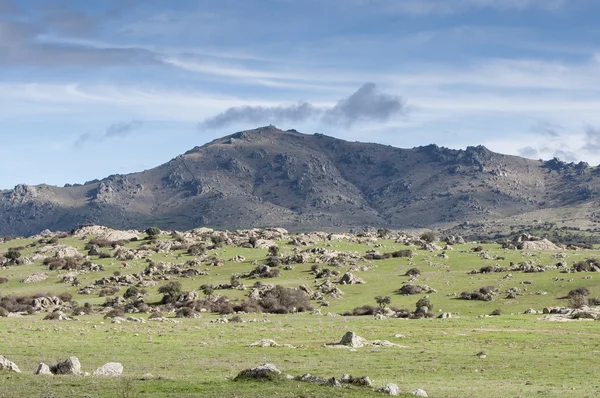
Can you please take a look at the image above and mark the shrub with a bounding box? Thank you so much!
[175,307,198,318]
[569,294,589,309]
[420,231,438,243]
[5,248,21,263]
[404,268,421,277]
[145,227,161,238]
[397,284,425,295]
[149,311,164,319]
[460,286,497,301]
[202,285,214,296]
[258,285,312,314]
[268,245,280,256]
[158,281,182,304]
[233,299,263,314]
[248,265,280,278]
[58,292,72,302]
[0,277,8,284]
[99,286,120,297]
[572,258,600,272]
[188,244,206,256]
[123,286,139,300]
[415,297,433,312]
[104,307,125,319]
[343,305,379,316]
[568,287,590,298]
[0,308,8,317]
[392,250,413,258]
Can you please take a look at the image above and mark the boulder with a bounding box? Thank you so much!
[93,362,123,377]
[327,377,342,387]
[337,273,365,285]
[377,383,400,396]
[52,356,83,375]
[35,363,52,375]
[0,356,21,373]
[412,389,429,397]
[338,331,368,348]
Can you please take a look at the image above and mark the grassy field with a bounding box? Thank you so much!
[1,230,600,397]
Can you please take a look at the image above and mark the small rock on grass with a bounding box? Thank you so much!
[411,388,428,397]
[377,383,400,396]
[93,362,123,377]
[35,363,52,375]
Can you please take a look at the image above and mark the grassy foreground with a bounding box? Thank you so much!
[1,230,600,397]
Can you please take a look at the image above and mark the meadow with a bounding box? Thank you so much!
[1,229,599,397]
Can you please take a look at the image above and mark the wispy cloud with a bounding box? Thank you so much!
[530,121,563,137]
[74,121,142,148]
[366,0,566,15]
[199,83,406,130]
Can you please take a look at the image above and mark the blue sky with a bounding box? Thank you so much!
[1,0,600,188]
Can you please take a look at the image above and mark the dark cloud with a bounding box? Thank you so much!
[199,83,406,130]
[322,83,405,127]
[530,121,562,137]
[518,146,538,159]
[74,121,142,149]
[200,102,320,130]
[105,121,143,138]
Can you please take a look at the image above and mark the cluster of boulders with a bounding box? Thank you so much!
[234,361,427,396]
[0,355,122,377]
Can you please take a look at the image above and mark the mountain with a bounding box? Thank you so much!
[1,125,599,237]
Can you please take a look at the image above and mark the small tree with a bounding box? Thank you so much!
[202,285,214,297]
[268,245,280,257]
[420,231,438,243]
[145,227,161,239]
[415,296,433,312]
[375,296,391,309]
[5,248,21,263]
[158,281,182,304]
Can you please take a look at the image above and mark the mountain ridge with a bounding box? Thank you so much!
[1,125,599,236]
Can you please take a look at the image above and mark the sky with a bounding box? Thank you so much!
[1,0,600,189]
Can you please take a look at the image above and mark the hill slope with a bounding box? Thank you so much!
[1,125,599,236]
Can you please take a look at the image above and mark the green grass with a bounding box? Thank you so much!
[1,233,600,397]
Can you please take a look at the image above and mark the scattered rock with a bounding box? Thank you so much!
[377,383,400,396]
[0,356,21,373]
[93,362,123,377]
[51,356,83,375]
[35,363,52,375]
[327,377,342,387]
[338,331,368,348]
[22,273,49,283]
[411,388,429,397]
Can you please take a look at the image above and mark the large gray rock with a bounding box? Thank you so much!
[35,363,52,375]
[52,356,82,375]
[377,383,400,396]
[93,362,123,377]
[339,331,368,348]
[0,356,21,373]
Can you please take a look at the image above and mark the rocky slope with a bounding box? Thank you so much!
[1,126,599,236]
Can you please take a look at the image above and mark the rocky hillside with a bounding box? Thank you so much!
[2,126,600,236]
